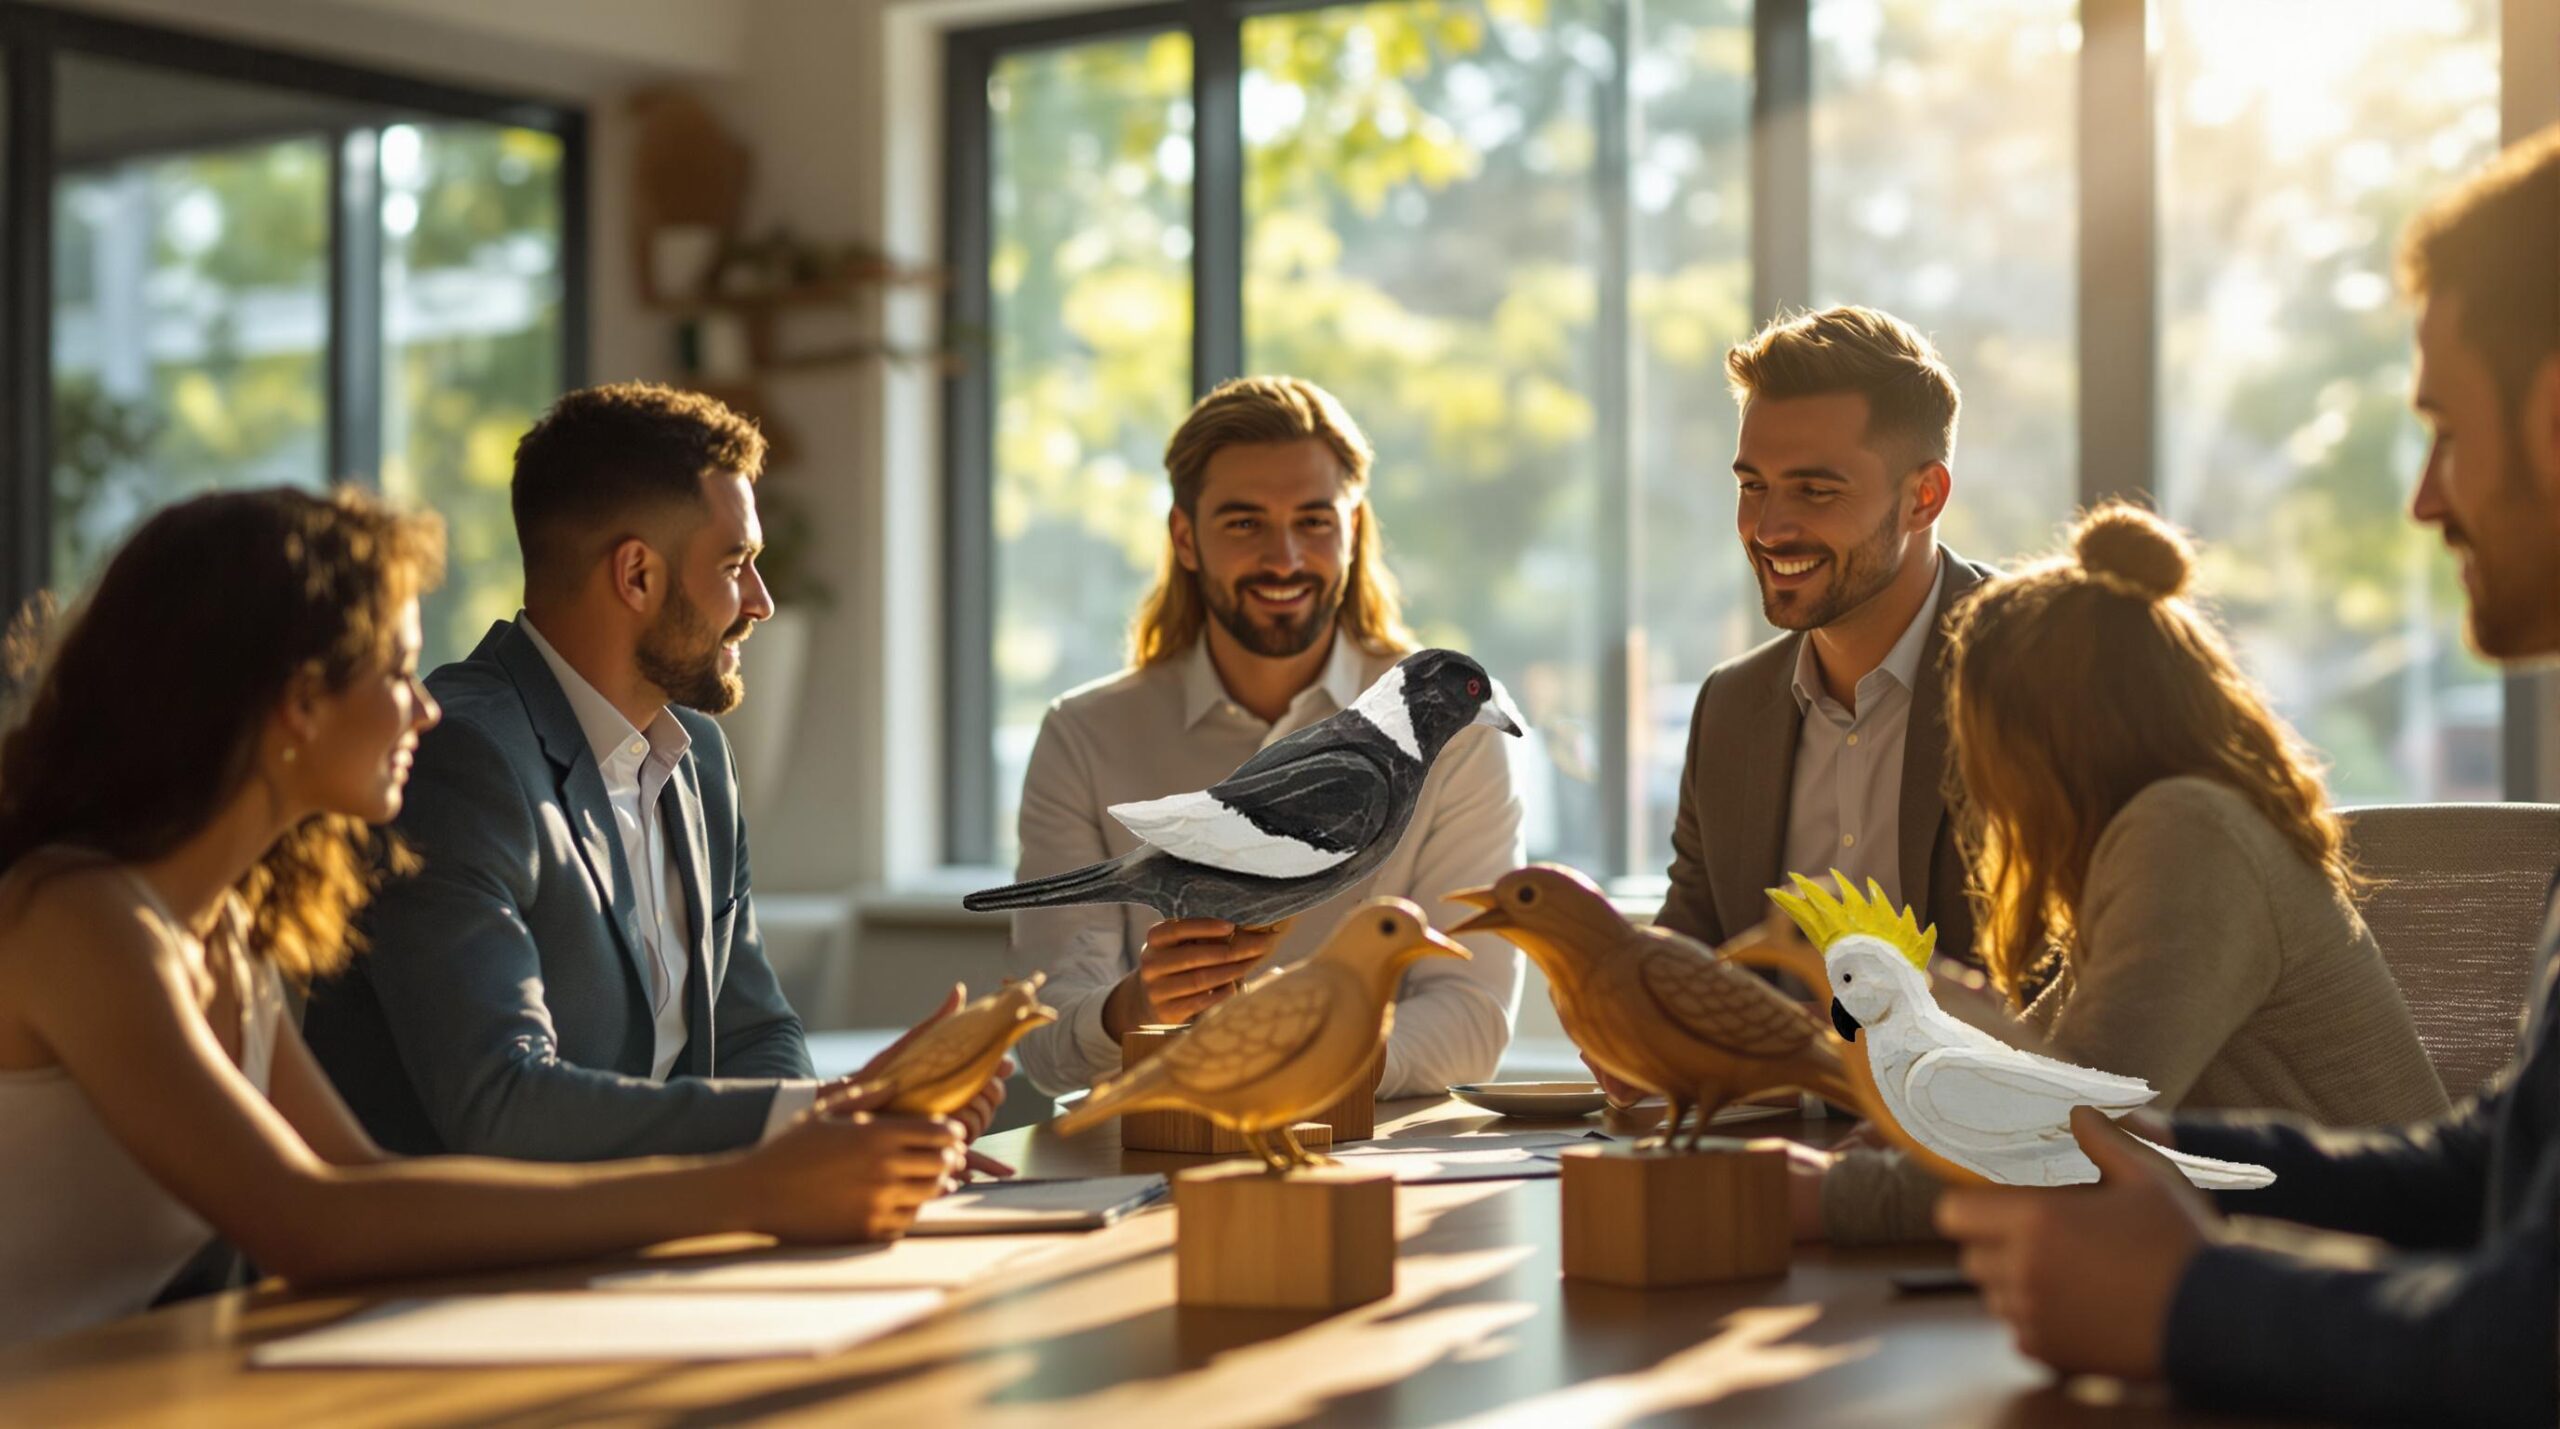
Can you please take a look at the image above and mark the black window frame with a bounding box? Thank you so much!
[0,0,588,617]
[941,0,2542,876]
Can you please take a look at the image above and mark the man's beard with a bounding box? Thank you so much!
[2445,417,2560,660]
[1202,571,1346,657]
[1754,499,1907,632]
[638,584,751,714]
[2450,513,2560,660]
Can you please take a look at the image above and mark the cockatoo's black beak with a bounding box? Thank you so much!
[1830,998,1862,1041]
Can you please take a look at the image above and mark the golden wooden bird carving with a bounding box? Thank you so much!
[1053,897,1468,1171]
[854,976,1058,1120]
[1448,864,1861,1149]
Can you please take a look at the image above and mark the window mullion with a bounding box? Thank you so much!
[942,34,998,866]
[1597,0,1638,879]
[4,30,54,612]
[2077,0,2154,509]
[327,126,383,488]
[1750,0,1811,322]
[1190,0,1244,394]
[2500,0,2556,800]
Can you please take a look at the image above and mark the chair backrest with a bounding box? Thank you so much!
[2341,802,2560,1099]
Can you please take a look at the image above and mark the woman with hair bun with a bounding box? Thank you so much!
[0,488,961,1348]
[1803,501,2449,1245]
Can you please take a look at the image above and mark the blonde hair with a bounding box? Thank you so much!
[1130,375,1414,667]
[1725,305,1962,466]
[1945,503,2355,1003]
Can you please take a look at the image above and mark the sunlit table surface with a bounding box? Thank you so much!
[0,1096,2275,1427]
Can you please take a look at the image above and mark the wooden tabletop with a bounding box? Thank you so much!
[0,1098,2247,1427]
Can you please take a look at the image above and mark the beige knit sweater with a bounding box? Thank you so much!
[1821,775,2451,1245]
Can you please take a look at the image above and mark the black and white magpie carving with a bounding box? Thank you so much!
[964,648,1525,928]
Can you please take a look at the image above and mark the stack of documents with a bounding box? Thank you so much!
[249,1290,942,1366]
[255,1177,1171,1368]
[911,1173,1168,1233]
[1330,1130,1590,1183]
[592,1234,1070,1293]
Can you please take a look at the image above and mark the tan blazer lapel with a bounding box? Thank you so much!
[1714,638,1806,935]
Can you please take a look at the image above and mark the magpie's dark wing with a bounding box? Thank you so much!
[1108,743,1392,877]
[1209,705,1372,784]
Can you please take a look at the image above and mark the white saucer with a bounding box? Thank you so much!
[1447,1081,1617,1118]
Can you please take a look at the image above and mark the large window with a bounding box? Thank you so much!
[2156,0,2503,801]
[1243,0,1616,871]
[983,31,1195,858]
[949,0,2519,880]
[379,121,568,661]
[2,11,584,670]
[1809,0,2078,567]
[51,59,344,583]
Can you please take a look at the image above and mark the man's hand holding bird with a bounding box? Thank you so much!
[1936,1106,2218,1378]
[1760,871,2272,1192]
[1102,918,1281,1039]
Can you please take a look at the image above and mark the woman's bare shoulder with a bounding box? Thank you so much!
[0,854,163,974]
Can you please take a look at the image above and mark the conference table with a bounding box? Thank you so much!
[0,1097,2257,1427]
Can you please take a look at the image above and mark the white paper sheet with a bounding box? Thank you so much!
[591,1234,1068,1292]
[1325,1131,1589,1183]
[248,1290,941,1367]
[911,1174,1168,1234]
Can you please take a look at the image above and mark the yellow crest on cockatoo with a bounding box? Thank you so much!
[1767,870,1936,970]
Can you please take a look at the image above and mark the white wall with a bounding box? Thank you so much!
[680,0,909,893]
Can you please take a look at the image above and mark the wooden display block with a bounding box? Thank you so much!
[1173,1161,1396,1310]
[1559,1140,1789,1289]
[1117,1025,1379,1152]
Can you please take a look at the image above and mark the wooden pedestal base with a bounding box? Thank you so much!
[1173,1161,1396,1310]
[1123,1113,1336,1159]
[1559,1140,1789,1288]
[1117,1026,1379,1152]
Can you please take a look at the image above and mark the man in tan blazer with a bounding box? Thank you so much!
[1653,306,1988,967]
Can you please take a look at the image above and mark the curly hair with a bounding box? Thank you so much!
[0,486,446,984]
[1946,502,2354,1003]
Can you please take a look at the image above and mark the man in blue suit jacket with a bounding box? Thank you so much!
[308,384,1001,1160]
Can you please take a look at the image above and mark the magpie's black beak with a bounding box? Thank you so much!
[1830,998,1862,1042]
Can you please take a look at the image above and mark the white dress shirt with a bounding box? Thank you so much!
[521,617,814,1136]
[1005,633,1527,1099]
[1779,557,1947,908]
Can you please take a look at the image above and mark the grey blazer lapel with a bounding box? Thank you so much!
[1897,551,1989,923]
[661,762,717,1077]
[1717,641,1805,931]
[492,622,655,999]
[668,760,715,985]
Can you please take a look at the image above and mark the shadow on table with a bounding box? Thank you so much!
[580,1181,1910,1428]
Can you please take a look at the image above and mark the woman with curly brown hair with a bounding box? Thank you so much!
[1805,502,2449,1245]
[0,487,959,1347]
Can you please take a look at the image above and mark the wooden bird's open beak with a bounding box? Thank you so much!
[1418,926,1473,960]
[1717,914,1833,1002]
[1442,886,1508,935]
